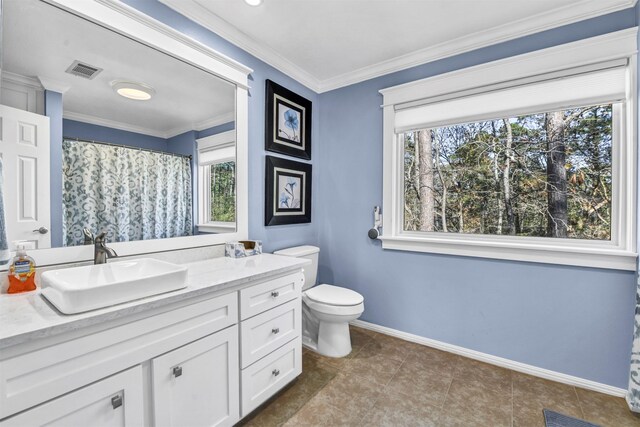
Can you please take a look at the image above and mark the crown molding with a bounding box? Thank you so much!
[1,71,43,90]
[38,76,71,94]
[159,0,636,93]
[64,110,234,140]
[63,111,168,139]
[158,0,321,92]
[164,112,235,139]
[319,0,638,92]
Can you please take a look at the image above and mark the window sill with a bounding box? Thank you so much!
[197,223,236,234]
[379,234,637,271]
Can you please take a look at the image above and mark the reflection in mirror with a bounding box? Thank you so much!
[0,0,237,257]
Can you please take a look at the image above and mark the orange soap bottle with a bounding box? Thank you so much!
[7,244,37,294]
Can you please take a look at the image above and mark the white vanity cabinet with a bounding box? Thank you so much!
[0,366,144,427]
[152,326,239,427]
[0,260,307,427]
[239,272,304,416]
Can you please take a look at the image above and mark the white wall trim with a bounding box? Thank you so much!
[380,28,638,271]
[63,111,168,139]
[380,28,638,105]
[37,76,71,95]
[0,72,45,114]
[63,111,235,140]
[197,130,235,150]
[165,112,235,139]
[2,71,43,90]
[159,0,635,93]
[351,319,627,398]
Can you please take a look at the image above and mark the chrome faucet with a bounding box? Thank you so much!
[83,228,94,245]
[94,232,118,264]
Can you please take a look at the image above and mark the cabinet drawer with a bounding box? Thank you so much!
[240,298,301,368]
[0,365,143,427]
[0,292,237,419]
[240,336,302,417]
[240,272,303,320]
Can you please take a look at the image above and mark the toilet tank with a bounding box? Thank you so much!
[273,245,319,291]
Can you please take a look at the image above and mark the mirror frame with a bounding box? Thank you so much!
[15,0,251,267]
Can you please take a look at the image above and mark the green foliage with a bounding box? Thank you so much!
[210,161,236,222]
[403,104,612,240]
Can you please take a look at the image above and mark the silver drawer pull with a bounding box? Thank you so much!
[173,366,183,378]
[111,395,122,410]
[272,327,280,334]
[271,291,279,298]
[272,369,280,377]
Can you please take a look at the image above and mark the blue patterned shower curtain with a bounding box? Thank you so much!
[629,275,640,412]
[62,139,193,246]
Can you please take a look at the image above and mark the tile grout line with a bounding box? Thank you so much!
[573,386,586,420]
[511,372,515,427]
[439,356,459,411]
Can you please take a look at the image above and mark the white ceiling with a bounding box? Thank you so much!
[3,0,235,139]
[160,0,636,93]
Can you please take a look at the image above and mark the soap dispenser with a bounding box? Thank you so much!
[7,244,37,294]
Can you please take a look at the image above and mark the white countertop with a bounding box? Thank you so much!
[0,254,309,349]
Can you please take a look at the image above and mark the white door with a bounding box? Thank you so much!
[152,325,240,427]
[0,366,144,427]
[0,104,51,249]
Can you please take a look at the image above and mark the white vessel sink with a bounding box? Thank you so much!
[41,258,188,314]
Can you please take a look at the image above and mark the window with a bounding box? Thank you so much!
[402,104,614,240]
[209,161,236,223]
[380,29,637,270]
[197,131,237,233]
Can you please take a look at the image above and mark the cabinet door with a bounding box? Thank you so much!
[152,325,239,427]
[0,366,143,427]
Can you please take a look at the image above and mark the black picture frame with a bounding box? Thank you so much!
[265,155,312,226]
[265,79,312,160]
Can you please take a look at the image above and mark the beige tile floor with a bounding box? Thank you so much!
[239,326,640,427]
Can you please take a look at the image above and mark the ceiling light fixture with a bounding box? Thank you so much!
[111,80,156,101]
[244,0,262,6]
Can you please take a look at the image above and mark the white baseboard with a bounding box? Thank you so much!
[351,319,627,398]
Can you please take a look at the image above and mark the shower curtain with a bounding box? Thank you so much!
[62,139,193,246]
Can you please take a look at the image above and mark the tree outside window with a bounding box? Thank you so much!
[403,104,612,240]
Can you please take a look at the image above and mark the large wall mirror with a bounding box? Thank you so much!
[0,0,250,267]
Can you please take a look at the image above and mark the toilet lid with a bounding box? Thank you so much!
[305,284,364,306]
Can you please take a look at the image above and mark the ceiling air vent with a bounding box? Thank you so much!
[65,60,103,80]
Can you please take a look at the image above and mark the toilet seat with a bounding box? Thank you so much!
[303,285,364,317]
[303,295,365,317]
[305,284,364,306]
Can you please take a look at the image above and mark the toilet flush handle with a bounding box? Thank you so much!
[271,291,279,298]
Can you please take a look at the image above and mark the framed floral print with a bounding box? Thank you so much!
[265,155,312,226]
[265,80,312,160]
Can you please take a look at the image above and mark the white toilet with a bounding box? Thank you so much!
[273,245,364,358]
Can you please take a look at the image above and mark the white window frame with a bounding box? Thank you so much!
[380,28,638,271]
[197,130,237,234]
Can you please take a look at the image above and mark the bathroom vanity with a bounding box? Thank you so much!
[0,254,309,426]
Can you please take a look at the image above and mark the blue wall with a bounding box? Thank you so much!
[121,0,321,253]
[63,119,169,152]
[44,91,63,247]
[317,9,638,390]
[198,121,235,139]
[123,0,637,389]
